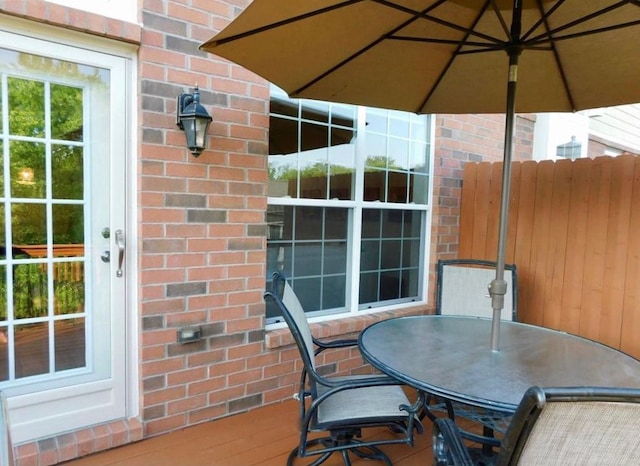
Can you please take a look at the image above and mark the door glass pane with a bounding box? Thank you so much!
[53,261,84,315]
[11,141,45,198]
[8,77,45,138]
[53,205,84,245]
[51,84,83,141]
[15,322,49,378]
[13,263,47,319]
[52,145,83,199]
[54,318,85,371]
[12,203,47,244]
[0,48,95,387]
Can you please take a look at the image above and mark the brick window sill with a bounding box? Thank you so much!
[265,305,432,350]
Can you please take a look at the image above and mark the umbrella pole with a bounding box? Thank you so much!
[490,0,523,351]
[490,47,522,352]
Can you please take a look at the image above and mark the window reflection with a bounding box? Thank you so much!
[364,109,430,204]
[51,84,83,141]
[54,262,85,315]
[8,77,45,138]
[13,203,47,244]
[53,205,84,245]
[11,141,46,199]
[364,170,386,201]
[13,263,48,319]
[409,174,430,204]
[269,93,356,200]
[52,145,84,199]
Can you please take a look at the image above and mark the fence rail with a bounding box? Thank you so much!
[1,244,85,317]
[459,154,640,359]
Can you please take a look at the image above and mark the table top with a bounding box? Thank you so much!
[358,315,640,413]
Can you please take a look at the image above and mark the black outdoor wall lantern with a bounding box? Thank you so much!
[176,85,212,157]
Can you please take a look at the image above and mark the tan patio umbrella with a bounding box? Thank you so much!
[201,0,640,350]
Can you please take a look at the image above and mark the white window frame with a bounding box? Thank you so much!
[267,95,435,328]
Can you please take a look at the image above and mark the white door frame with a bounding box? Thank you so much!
[0,17,138,444]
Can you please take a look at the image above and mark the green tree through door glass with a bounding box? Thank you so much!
[0,50,90,380]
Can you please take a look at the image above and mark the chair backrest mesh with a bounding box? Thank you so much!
[281,281,316,371]
[437,259,517,321]
[515,400,640,465]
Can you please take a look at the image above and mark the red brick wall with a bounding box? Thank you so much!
[137,0,272,437]
[429,113,535,303]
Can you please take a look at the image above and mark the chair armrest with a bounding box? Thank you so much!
[317,373,402,390]
[432,418,475,466]
[313,336,358,352]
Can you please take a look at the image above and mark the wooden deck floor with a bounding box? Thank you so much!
[61,398,445,466]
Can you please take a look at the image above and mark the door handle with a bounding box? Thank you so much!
[115,229,125,277]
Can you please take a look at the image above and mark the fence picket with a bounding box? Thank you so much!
[460,155,640,358]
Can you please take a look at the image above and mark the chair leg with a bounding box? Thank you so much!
[288,437,393,466]
[287,443,332,466]
[349,444,392,465]
[341,449,352,466]
[482,426,496,457]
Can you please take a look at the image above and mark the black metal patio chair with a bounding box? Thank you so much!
[264,271,423,466]
[425,259,518,454]
[432,385,640,465]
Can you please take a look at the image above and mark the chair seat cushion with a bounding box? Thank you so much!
[315,377,411,429]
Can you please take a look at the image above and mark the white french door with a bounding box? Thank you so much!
[0,29,130,443]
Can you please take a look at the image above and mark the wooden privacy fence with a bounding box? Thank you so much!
[459,154,640,359]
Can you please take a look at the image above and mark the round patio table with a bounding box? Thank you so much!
[358,315,640,413]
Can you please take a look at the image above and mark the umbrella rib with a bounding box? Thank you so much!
[455,45,553,54]
[520,0,566,42]
[525,1,636,44]
[417,2,489,113]
[293,0,457,96]
[488,0,512,39]
[530,18,640,44]
[375,0,504,45]
[388,39,557,55]
[528,0,577,112]
[389,35,504,50]
[202,0,362,47]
